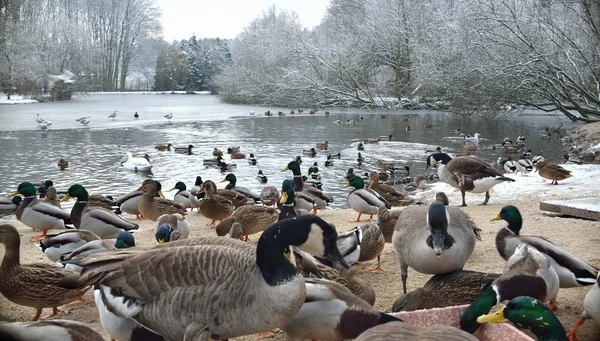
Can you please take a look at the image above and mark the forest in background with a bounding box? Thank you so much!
[1,0,599,121]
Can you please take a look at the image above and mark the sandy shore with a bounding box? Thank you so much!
[0,197,598,340]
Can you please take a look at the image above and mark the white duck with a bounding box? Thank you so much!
[121,152,152,172]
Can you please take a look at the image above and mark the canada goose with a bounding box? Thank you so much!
[76,215,349,340]
[392,202,481,294]
[0,320,105,341]
[354,321,478,341]
[425,153,515,206]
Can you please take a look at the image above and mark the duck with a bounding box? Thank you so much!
[230,152,246,159]
[460,243,560,334]
[324,155,334,167]
[134,112,139,119]
[256,170,268,183]
[221,173,261,203]
[424,123,433,128]
[163,113,173,120]
[451,129,461,135]
[199,180,235,227]
[535,162,572,185]
[377,208,402,243]
[189,176,203,197]
[503,156,517,173]
[0,320,105,341]
[121,152,152,172]
[154,213,190,243]
[203,155,220,166]
[282,160,307,192]
[357,152,365,164]
[57,159,69,170]
[563,153,583,165]
[345,168,357,182]
[280,277,399,341]
[303,147,317,156]
[155,143,172,151]
[521,149,532,157]
[368,172,413,207]
[355,321,477,341]
[227,146,240,154]
[61,184,139,239]
[42,186,62,208]
[392,201,481,294]
[87,194,117,211]
[406,126,411,131]
[260,186,279,206]
[491,205,598,288]
[357,142,364,151]
[216,205,279,241]
[170,181,197,211]
[76,215,348,341]
[344,175,391,222]
[248,153,258,165]
[212,148,223,156]
[390,270,500,312]
[59,231,136,272]
[0,196,22,213]
[137,179,186,222]
[364,138,379,144]
[0,224,90,321]
[115,181,164,219]
[567,273,599,341]
[300,179,333,214]
[515,155,534,175]
[532,152,545,165]
[218,157,237,171]
[357,222,386,273]
[502,144,523,154]
[173,144,194,155]
[39,229,101,262]
[316,141,329,149]
[328,152,341,159]
[477,296,568,341]
[425,152,515,206]
[404,174,428,193]
[10,182,72,242]
[277,179,313,221]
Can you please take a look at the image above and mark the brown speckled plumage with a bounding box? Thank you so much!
[43,186,61,208]
[138,179,186,221]
[216,205,279,237]
[369,173,413,206]
[199,180,235,222]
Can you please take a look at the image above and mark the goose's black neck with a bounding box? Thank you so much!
[256,221,302,286]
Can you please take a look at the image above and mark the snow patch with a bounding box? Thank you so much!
[0,93,38,105]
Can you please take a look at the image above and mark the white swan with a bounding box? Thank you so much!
[464,133,480,144]
[121,152,152,172]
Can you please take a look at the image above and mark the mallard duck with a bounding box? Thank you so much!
[515,155,534,175]
[502,144,523,154]
[10,182,72,242]
[260,185,279,206]
[329,152,341,159]
[190,176,203,196]
[115,181,163,219]
[42,186,61,208]
[301,179,333,214]
[40,230,101,262]
[390,270,500,312]
[426,153,515,206]
[61,184,139,239]
[392,202,481,294]
[567,273,599,341]
[477,296,568,341]
[357,142,364,151]
[212,148,223,156]
[173,144,194,154]
[355,321,478,341]
[221,173,261,203]
[199,180,235,227]
[282,160,306,192]
[357,152,365,163]
[0,320,105,341]
[302,148,317,156]
[364,138,379,144]
[216,205,279,241]
[59,231,136,272]
[256,170,268,183]
[377,208,402,243]
[535,161,572,184]
[248,153,258,165]
[170,181,198,211]
[57,159,69,170]
[0,224,90,321]
[492,205,598,287]
[324,155,334,167]
[227,146,240,154]
[424,123,433,128]
[316,141,328,149]
[154,213,190,243]
[229,222,244,240]
[358,222,386,273]
[76,215,348,341]
[277,179,312,221]
[137,179,186,221]
[369,172,413,207]
[344,176,391,222]
[281,277,399,340]
[231,152,246,159]
[0,196,22,213]
[503,156,517,173]
[134,112,139,119]
[460,243,559,334]
[532,153,545,165]
[121,152,152,172]
[87,194,117,211]
[155,143,172,151]
[435,192,449,205]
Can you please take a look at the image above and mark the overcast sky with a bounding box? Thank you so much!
[156,0,330,41]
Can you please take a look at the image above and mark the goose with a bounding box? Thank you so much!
[10,182,72,242]
[40,230,101,262]
[515,155,534,175]
[256,170,268,183]
[460,243,559,334]
[121,152,152,172]
[477,296,568,341]
[0,320,104,341]
[76,215,349,341]
[61,184,139,239]
[425,152,515,206]
[260,185,279,206]
[392,202,481,294]
[344,176,391,222]
[503,156,517,173]
[137,179,186,221]
[164,113,173,119]
[154,213,190,243]
[0,196,22,213]
[215,205,279,241]
[108,110,117,119]
[535,162,572,185]
[115,181,164,219]
[390,270,500,313]
[355,322,477,341]
[0,224,90,321]
[567,273,599,341]
[491,205,598,288]
[280,278,399,341]
[221,173,261,203]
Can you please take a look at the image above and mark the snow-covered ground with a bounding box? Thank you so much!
[0,93,38,105]
[82,91,212,95]
[425,163,600,205]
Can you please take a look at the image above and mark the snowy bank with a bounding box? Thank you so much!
[79,91,212,95]
[0,93,38,105]
[570,121,600,162]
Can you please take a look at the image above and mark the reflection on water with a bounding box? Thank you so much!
[0,108,572,216]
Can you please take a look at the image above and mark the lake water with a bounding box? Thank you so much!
[0,93,578,215]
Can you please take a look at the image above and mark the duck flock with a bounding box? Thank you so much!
[0,119,598,341]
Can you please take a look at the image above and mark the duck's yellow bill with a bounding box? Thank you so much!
[281,167,289,172]
[169,187,177,191]
[158,190,165,198]
[9,190,19,197]
[477,308,506,324]
[158,239,165,244]
[280,192,288,203]
[490,214,502,221]
[219,179,227,183]
[342,184,351,188]
[60,194,72,202]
